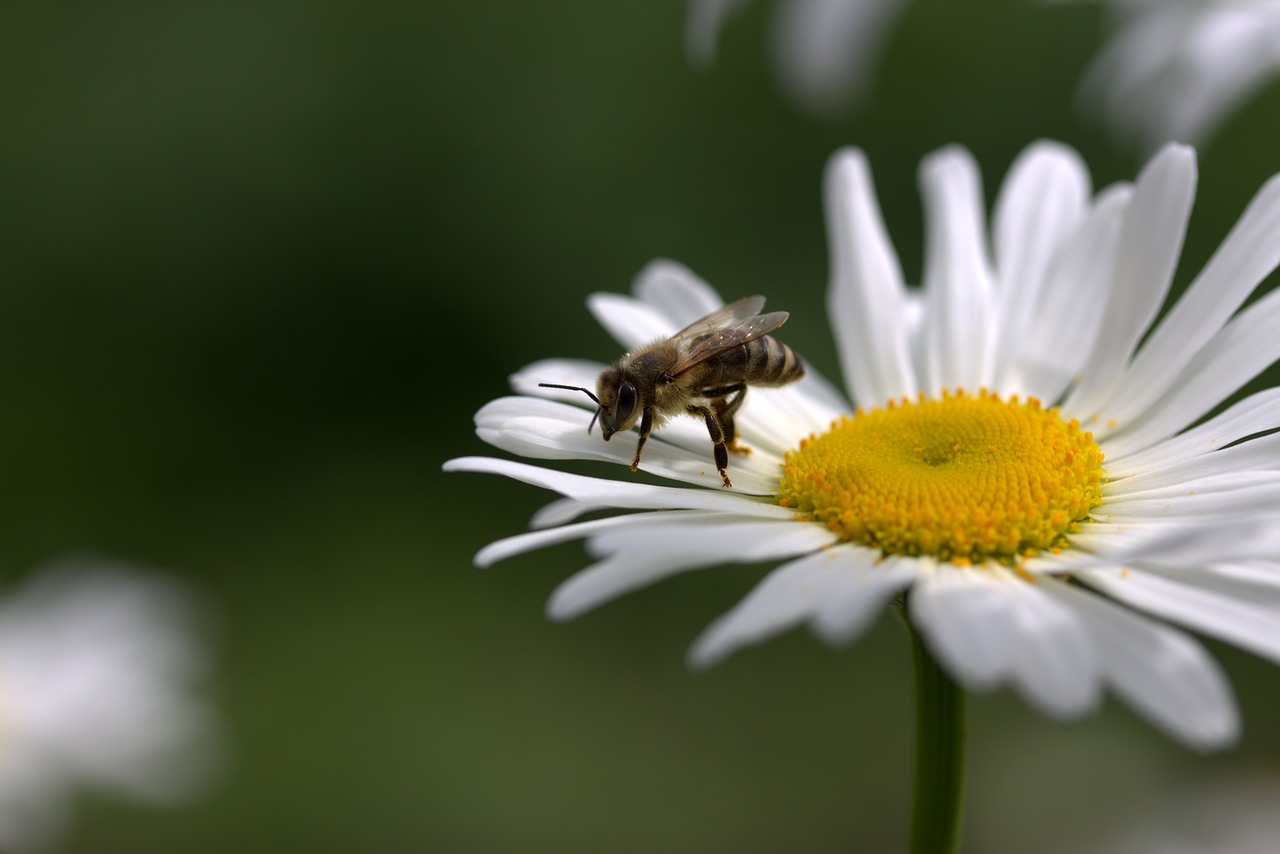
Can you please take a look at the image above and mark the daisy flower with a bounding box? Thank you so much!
[0,558,219,852]
[685,0,911,115]
[1077,0,1280,151]
[446,139,1280,753]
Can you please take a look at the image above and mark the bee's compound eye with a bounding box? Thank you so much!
[617,381,637,416]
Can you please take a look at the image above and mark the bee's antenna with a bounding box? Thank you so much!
[538,383,600,404]
[539,383,602,435]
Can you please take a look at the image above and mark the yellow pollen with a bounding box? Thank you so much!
[778,389,1105,565]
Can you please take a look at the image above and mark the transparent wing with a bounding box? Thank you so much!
[671,295,767,339]
[668,299,789,378]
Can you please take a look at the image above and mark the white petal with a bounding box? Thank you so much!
[769,0,908,114]
[990,142,1090,393]
[1101,471,1280,520]
[474,510,707,568]
[1065,517,1280,567]
[1076,7,1182,149]
[1205,560,1280,592]
[1104,387,1280,477]
[1079,567,1280,666]
[823,147,917,407]
[630,259,723,327]
[1065,144,1197,422]
[812,553,919,644]
[443,456,795,518]
[688,544,867,668]
[510,359,605,402]
[1105,431,1280,496]
[529,497,589,529]
[587,292,675,351]
[1011,183,1131,405]
[1042,580,1238,751]
[472,396,785,495]
[1098,286,1280,457]
[910,568,1100,719]
[1127,560,1280,604]
[548,517,836,620]
[919,146,995,394]
[1102,172,1280,427]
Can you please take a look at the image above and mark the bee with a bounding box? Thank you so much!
[541,296,805,488]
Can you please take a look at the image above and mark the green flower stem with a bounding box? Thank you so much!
[903,608,968,854]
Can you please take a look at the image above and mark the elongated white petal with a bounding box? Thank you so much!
[1103,172,1280,425]
[1099,286,1280,457]
[688,545,863,668]
[991,142,1090,392]
[769,0,908,115]
[1043,581,1238,751]
[812,552,918,644]
[1105,432,1280,496]
[510,359,606,403]
[1100,473,1280,521]
[443,457,794,517]
[1104,387,1280,477]
[587,292,675,351]
[910,568,1100,719]
[1205,560,1280,591]
[631,258,723,326]
[1066,144,1196,422]
[920,146,995,394]
[548,518,837,620]
[1119,561,1280,605]
[824,147,916,407]
[1065,517,1280,567]
[529,497,592,529]
[474,510,707,568]
[1080,568,1280,667]
[1005,184,1131,404]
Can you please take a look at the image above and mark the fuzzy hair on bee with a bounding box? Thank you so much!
[540,296,805,488]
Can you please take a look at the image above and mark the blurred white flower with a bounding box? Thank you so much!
[686,0,911,115]
[689,0,1280,150]
[0,558,219,852]
[448,139,1280,751]
[1078,0,1280,150]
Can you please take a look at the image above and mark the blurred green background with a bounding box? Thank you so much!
[2,1,1279,852]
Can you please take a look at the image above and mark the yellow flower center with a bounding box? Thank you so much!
[778,389,1105,565]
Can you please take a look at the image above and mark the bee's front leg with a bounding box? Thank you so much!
[630,406,654,472]
[689,404,732,488]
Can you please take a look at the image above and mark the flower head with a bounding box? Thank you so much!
[0,558,219,852]
[446,140,1280,750]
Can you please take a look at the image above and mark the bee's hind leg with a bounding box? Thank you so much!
[630,406,654,473]
[689,404,733,488]
[707,385,750,455]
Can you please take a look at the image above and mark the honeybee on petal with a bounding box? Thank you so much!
[541,296,805,488]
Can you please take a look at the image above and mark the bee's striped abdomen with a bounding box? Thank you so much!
[745,335,805,386]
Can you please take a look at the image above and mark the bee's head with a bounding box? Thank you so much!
[595,367,639,440]
[536,372,638,440]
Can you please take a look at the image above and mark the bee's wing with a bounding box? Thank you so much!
[670,296,767,340]
[667,305,789,378]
